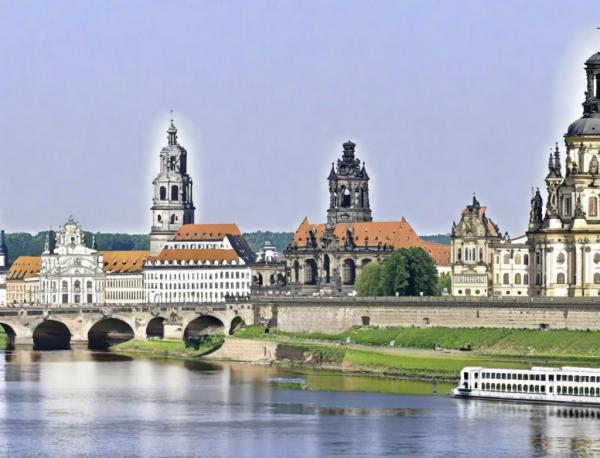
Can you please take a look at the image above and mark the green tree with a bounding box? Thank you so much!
[355,260,384,296]
[355,247,438,297]
[436,273,452,296]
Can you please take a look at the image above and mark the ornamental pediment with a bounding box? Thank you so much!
[454,215,486,237]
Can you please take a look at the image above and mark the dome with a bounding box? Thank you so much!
[567,115,600,136]
[586,52,600,66]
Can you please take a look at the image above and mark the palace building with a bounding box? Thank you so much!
[284,140,450,294]
[451,51,600,297]
[144,223,254,303]
[0,230,8,306]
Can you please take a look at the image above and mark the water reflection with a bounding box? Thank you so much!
[0,350,597,457]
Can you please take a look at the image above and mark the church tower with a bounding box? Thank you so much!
[149,118,195,255]
[0,230,8,271]
[326,140,372,225]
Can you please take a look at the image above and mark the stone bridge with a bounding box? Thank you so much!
[0,302,256,350]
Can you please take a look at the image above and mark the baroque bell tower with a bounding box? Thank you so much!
[149,118,195,255]
[326,140,372,225]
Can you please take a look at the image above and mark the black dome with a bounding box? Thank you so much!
[567,115,600,136]
[586,52,600,66]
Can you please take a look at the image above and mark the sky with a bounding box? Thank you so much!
[1,0,600,236]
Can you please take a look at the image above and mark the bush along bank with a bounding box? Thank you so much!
[111,335,224,358]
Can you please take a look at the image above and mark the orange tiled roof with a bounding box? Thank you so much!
[291,217,451,266]
[7,256,41,281]
[101,251,150,273]
[149,248,240,263]
[173,223,241,241]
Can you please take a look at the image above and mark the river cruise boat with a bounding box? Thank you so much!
[452,366,600,406]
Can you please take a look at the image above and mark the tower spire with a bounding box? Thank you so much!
[167,110,178,146]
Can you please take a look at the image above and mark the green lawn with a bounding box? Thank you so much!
[235,325,600,358]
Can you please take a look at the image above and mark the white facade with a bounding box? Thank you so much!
[38,218,105,305]
[0,230,7,306]
[451,52,600,298]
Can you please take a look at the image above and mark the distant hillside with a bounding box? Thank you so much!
[242,231,293,253]
[3,230,450,266]
[4,232,150,265]
[421,234,451,245]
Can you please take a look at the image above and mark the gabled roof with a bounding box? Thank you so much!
[290,217,451,266]
[173,223,241,241]
[101,251,150,273]
[7,256,41,280]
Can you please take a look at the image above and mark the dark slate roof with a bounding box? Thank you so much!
[567,115,600,136]
[586,52,600,65]
[227,235,257,264]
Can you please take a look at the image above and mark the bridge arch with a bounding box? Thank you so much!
[33,320,71,350]
[229,316,245,335]
[183,315,224,341]
[146,317,165,339]
[88,318,135,350]
[0,323,16,350]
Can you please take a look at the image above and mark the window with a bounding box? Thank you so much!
[457,248,462,262]
[524,254,529,266]
[515,273,522,285]
[171,185,179,201]
[594,273,600,285]
[557,272,566,284]
[160,186,166,200]
[503,254,510,265]
[524,274,529,285]
[564,196,572,216]
[590,196,599,217]
[503,273,510,285]
[515,254,522,265]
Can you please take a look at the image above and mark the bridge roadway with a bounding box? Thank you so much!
[0,302,256,349]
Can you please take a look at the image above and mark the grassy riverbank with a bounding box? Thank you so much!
[233,325,600,381]
[111,335,224,358]
[235,325,600,358]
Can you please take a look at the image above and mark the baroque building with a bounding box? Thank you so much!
[284,141,450,295]
[149,119,195,255]
[451,51,600,297]
[38,217,105,305]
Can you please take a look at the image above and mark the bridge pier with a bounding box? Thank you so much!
[163,322,184,340]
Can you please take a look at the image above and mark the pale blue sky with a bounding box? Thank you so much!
[1,0,599,235]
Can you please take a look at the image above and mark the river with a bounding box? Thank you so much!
[0,350,598,457]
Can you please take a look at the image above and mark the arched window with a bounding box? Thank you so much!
[171,185,179,201]
[157,215,162,223]
[590,196,599,217]
[515,273,522,285]
[524,254,529,266]
[503,273,510,285]
[557,272,566,284]
[304,259,317,285]
[342,259,356,285]
[594,273,600,285]
[170,215,176,224]
[515,254,522,265]
[341,187,351,208]
[457,248,462,262]
[159,186,166,200]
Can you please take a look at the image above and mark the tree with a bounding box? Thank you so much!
[355,261,384,296]
[355,247,438,297]
[436,273,452,296]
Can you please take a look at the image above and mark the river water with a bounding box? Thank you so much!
[0,350,598,457]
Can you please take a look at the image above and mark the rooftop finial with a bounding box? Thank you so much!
[167,111,178,146]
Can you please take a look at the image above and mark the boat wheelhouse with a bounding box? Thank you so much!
[453,366,600,406]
